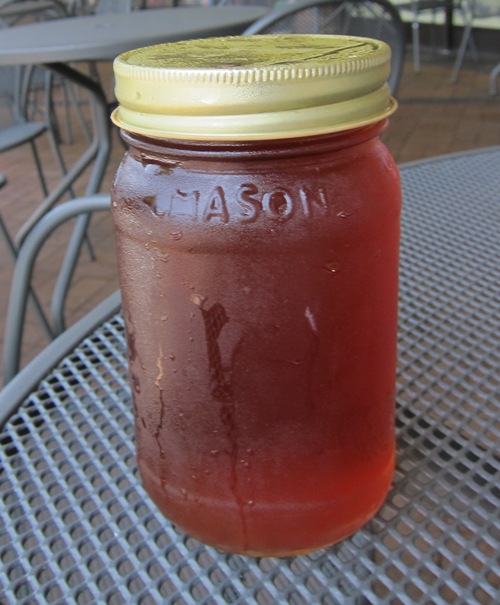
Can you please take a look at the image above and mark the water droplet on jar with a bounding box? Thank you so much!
[322,260,340,274]
[161,315,168,322]
[190,294,206,307]
[170,231,183,240]
[247,500,255,507]
[284,358,303,365]
[132,373,141,393]
[169,353,175,361]
[210,449,220,457]
[336,210,353,218]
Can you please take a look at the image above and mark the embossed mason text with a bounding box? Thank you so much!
[154,183,330,223]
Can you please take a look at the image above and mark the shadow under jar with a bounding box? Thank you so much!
[111,34,401,557]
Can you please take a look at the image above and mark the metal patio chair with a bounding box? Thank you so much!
[0,63,74,255]
[2,194,111,384]
[243,0,406,95]
[393,1,452,73]
[451,0,500,83]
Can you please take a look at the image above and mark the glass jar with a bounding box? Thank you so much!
[111,34,401,556]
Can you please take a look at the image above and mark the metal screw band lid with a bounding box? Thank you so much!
[111,34,397,141]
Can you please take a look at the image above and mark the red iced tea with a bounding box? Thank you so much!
[111,35,400,555]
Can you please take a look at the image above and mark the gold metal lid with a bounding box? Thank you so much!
[111,34,396,141]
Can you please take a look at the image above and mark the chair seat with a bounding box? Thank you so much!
[0,121,47,153]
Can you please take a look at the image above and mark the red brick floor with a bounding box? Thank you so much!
[1,53,500,382]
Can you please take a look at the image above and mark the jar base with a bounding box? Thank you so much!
[139,452,394,558]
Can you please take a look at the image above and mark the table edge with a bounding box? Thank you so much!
[0,290,122,427]
[0,6,269,65]
[398,144,500,170]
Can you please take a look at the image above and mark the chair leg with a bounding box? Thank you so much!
[66,77,93,144]
[52,212,92,334]
[0,213,17,261]
[450,1,478,83]
[45,72,76,199]
[44,71,95,261]
[412,18,421,72]
[489,62,500,96]
[29,140,49,198]
[0,212,54,346]
[450,20,472,82]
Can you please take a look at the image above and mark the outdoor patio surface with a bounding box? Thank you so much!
[1,51,499,381]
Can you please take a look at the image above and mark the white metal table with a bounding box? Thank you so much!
[0,147,499,603]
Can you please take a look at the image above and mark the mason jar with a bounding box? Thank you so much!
[111,34,401,556]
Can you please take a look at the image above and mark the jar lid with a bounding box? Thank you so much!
[111,34,396,141]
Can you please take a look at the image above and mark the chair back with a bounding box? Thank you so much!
[243,0,406,95]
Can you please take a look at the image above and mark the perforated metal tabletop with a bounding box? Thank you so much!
[1,147,499,604]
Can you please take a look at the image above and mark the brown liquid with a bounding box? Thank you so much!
[111,123,401,555]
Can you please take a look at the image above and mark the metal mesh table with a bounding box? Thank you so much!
[1,147,499,604]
